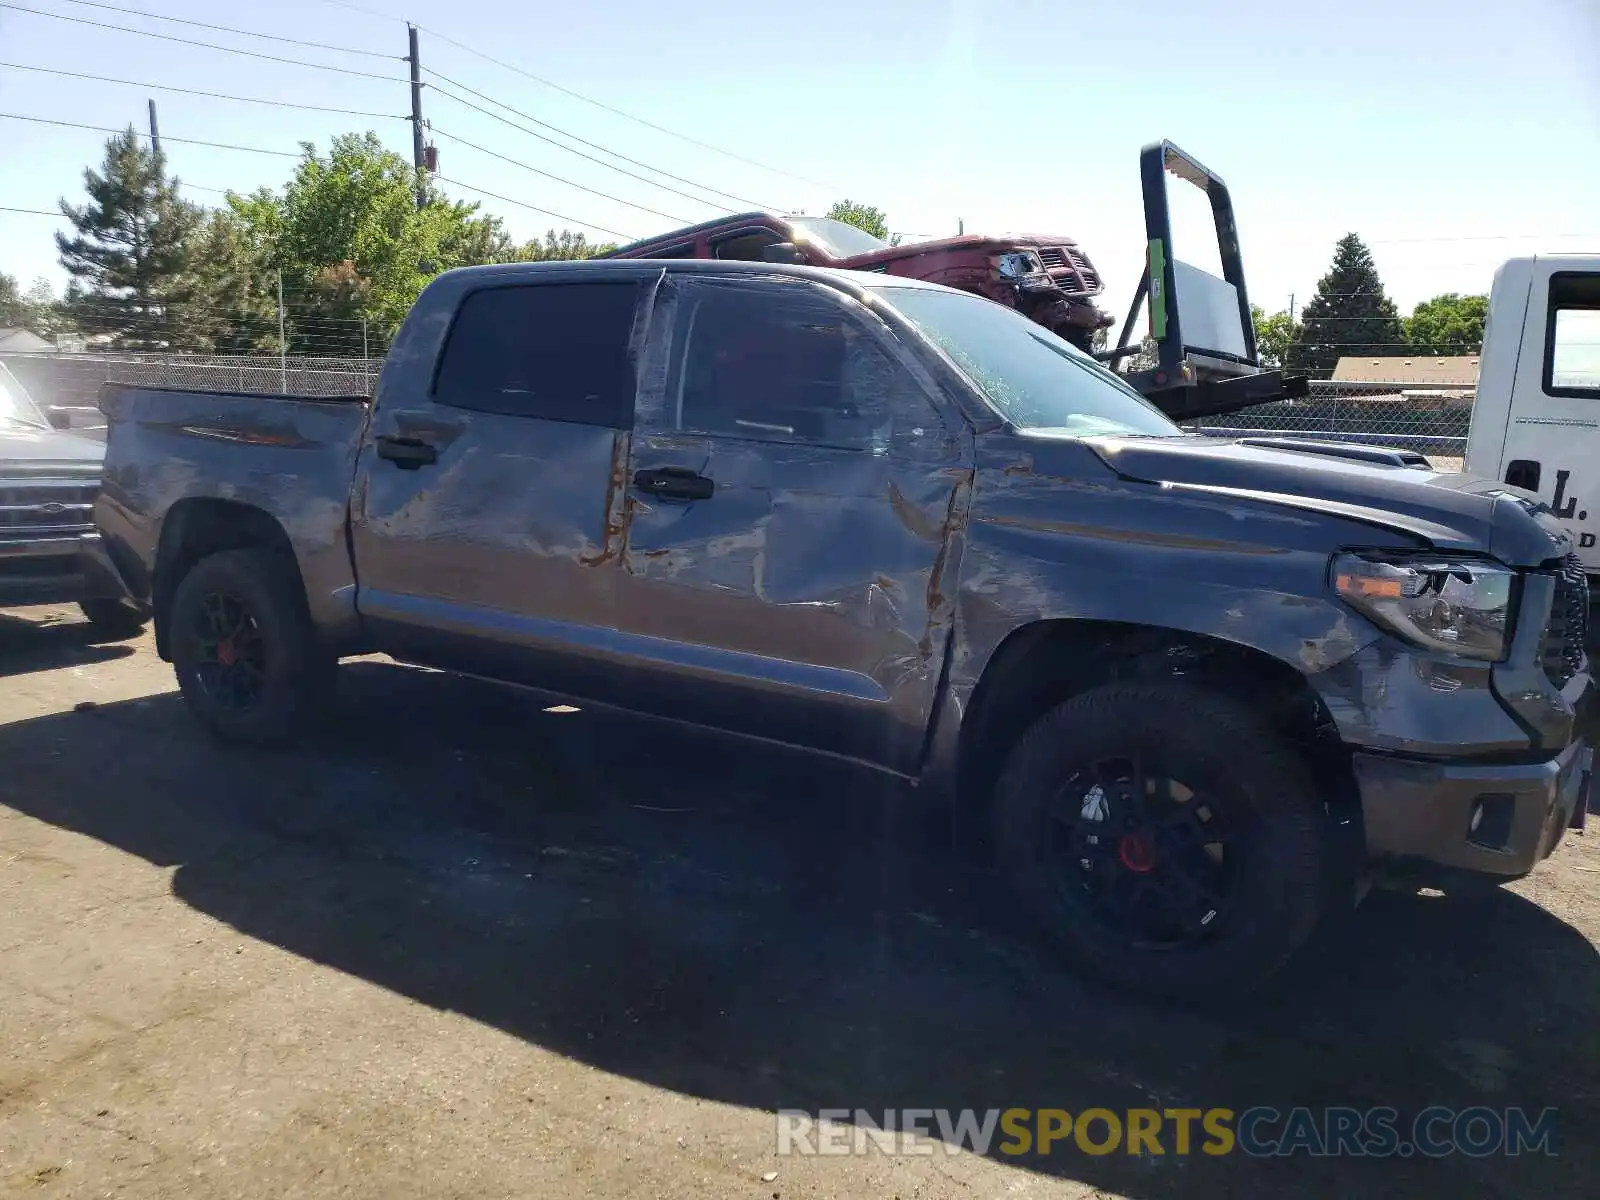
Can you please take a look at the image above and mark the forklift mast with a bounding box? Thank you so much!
[1101,141,1307,422]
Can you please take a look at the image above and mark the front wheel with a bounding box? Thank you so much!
[993,682,1329,999]
[169,548,332,746]
[78,597,149,641]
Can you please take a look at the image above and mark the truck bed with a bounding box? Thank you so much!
[96,385,371,643]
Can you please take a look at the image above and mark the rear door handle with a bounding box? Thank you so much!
[375,436,437,469]
[633,467,713,501]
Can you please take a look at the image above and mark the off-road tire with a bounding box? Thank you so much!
[78,598,149,641]
[993,682,1329,1000]
[169,548,332,746]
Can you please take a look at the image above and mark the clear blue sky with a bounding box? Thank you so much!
[2,0,1596,328]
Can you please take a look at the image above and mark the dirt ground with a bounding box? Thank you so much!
[2,603,1597,1199]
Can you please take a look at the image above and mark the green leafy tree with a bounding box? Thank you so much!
[55,128,209,350]
[826,200,891,242]
[228,132,512,350]
[1251,305,1302,368]
[1287,234,1404,377]
[190,206,282,353]
[1405,292,1488,356]
[0,273,53,335]
[511,229,619,262]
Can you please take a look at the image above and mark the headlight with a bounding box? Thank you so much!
[1332,554,1516,661]
[994,251,1044,279]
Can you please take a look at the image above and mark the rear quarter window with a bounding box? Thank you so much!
[433,281,642,427]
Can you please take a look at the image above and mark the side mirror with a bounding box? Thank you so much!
[46,406,71,430]
[761,242,806,265]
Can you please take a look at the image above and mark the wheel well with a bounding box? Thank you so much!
[151,499,300,660]
[956,620,1360,832]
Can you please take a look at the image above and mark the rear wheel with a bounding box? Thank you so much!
[78,598,148,641]
[169,548,332,745]
[994,682,1328,999]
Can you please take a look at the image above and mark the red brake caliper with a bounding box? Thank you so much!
[1117,833,1156,873]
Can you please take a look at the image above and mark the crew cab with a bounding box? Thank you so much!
[0,361,145,636]
[95,258,1592,999]
[602,213,1114,351]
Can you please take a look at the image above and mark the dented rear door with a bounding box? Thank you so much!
[350,275,647,699]
[615,274,971,772]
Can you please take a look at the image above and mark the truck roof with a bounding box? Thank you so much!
[432,256,956,295]
[596,213,783,257]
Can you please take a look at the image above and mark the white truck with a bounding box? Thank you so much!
[1465,255,1600,597]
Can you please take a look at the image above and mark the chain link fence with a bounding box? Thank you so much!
[1,351,383,434]
[1186,380,1471,471]
[3,351,1474,471]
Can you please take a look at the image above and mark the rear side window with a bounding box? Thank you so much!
[434,282,640,426]
[1546,273,1600,398]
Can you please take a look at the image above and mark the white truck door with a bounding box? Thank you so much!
[1490,257,1600,572]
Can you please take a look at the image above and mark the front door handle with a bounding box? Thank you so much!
[375,436,437,469]
[633,467,714,501]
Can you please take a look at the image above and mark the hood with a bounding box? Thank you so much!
[0,423,107,468]
[1081,434,1573,568]
[840,232,1085,268]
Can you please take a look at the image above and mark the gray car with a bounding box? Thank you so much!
[0,361,145,636]
[93,260,1593,998]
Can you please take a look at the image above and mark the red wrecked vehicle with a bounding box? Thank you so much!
[606,141,1306,424]
[601,213,1115,351]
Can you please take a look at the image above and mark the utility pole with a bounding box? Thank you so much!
[1288,292,1296,323]
[277,270,287,390]
[407,24,426,210]
[147,99,161,159]
[958,218,964,236]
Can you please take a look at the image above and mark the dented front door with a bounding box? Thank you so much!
[615,274,970,772]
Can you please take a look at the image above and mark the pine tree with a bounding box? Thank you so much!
[55,128,208,351]
[1287,234,1404,377]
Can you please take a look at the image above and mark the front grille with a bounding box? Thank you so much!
[0,479,99,536]
[1541,553,1590,688]
[1064,246,1101,288]
[1038,244,1102,297]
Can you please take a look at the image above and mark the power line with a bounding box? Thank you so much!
[48,0,397,59]
[430,127,690,224]
[0,62,406,120]
[435,175,632,240]
[415,22,838,192]
[425,69,766,211]
[0,205,60,216]
[0,4,405,83]
[0,111,300,156]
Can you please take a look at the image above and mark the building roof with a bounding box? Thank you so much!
[1332,355,1480,385]
[0,327,52,353]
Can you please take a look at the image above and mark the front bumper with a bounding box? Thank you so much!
[1355,735,1593,878]
[0,532,134,608]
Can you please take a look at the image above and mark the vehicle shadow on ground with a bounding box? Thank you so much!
[2,659,1595,1198]
[0,610,136,678]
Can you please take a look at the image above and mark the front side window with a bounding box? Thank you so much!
[434,282,641,426]
[666,279,937,452]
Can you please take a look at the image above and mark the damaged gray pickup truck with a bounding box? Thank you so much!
[96,259,1593,997]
